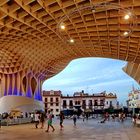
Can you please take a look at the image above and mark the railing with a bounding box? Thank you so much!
[1,118,32,126]
[63,105,67,108]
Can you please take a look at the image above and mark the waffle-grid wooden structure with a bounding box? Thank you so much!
[0,0,140,99]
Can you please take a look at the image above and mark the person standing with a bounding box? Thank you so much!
[59,111,64,130]
[45,110,55,132]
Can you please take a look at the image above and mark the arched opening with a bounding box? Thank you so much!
[31,77,37,95]
[42,58,140,116]
[22,76,27,94]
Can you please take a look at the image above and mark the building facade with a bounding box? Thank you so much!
[61,91,105,111]
[105,93,118,109]
[42,90,61,115]
[128,88,140,108]
[43,90,118,115]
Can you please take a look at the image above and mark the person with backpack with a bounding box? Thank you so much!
[45,110,55,132]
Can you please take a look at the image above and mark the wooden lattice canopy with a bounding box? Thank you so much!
[0,0,140,81]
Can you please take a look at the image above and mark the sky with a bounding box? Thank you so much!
[42,58,140,105]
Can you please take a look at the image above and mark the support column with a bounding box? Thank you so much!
[0,70,43,101]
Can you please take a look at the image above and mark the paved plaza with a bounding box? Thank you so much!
[0,118,140,140]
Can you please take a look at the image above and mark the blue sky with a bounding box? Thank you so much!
[42,58,140,105]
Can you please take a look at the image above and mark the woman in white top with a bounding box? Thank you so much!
[34,112,40,128]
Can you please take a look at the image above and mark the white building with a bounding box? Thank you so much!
[128,88,140,108]
[43,90,118,115]
[104,93,118,109]
[61,91,106,111]
[42,90,61,115]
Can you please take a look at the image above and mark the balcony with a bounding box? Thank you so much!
[69,106,73,109]
[94,103,98,106]
[100,103,104,106]
[63,105,67,108]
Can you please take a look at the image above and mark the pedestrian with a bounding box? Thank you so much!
[25,112,28,118]
[45,110,55,132]
[100,112,107,123]
[133,114,137,125]
[73,114,77,126]
[86,113,88,120]
[120,113,124,122]
[34,112,40,128]
[82,112,85,122]
[111,114,115,122]
[118,112,121,122]
[40,112,45,129]
[0,114,2,129]
[31,113,34,123]
[59,111,64,130]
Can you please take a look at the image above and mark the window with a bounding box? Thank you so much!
[50,103,53,106]
[45,98,47,102]
[106,101,108,105]
[69,100,73,106]
[51,109,53,112]
[50,98,53,102]
[45,109,47,113]
[56,103,59,106]
[100,100,104,105]
[63,100,67,108]
[94,100,98,106]
[89,100,92,106]
[56,97,59,102]
[82,100,86,105]
[109,101,113,107]
[78,101,80,105]
[56,109,59,112]
[82,100,86,109]
[45,103,48,108]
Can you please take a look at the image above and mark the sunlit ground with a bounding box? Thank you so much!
[0,118,140,140]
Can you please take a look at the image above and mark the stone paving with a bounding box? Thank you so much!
[0,118,140,140]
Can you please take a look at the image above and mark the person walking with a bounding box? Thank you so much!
[31,113,34,123]
[40,112,45,129]
[82,112,85,122]
[59,111,64,130]
[34,112,40,128]
[0,114,2,129]
[73,114,77,126]
[45,110,55,132]
[133,114,137,126]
